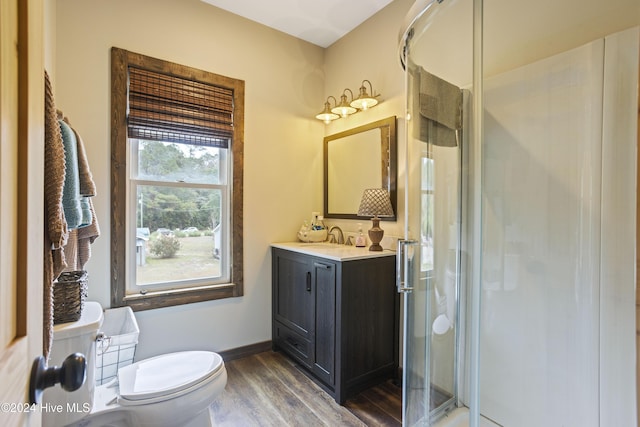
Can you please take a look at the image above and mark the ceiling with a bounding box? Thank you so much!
[200,0,394,48]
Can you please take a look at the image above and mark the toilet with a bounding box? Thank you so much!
[43,302,227,427]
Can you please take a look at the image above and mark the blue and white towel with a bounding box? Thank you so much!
[58,119,83,229]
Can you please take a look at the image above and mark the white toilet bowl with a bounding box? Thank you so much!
[43,302,227,427]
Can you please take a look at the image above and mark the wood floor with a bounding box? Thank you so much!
[211,351,402,426]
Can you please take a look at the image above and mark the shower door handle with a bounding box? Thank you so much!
[397,239,419,293]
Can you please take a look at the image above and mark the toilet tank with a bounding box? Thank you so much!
[43,301,104,427]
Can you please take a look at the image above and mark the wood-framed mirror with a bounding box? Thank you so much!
[323,116,397,220]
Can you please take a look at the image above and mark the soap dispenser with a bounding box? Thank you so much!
[355,223,366,247]
[311,212,320,230]
[315,215,326,230]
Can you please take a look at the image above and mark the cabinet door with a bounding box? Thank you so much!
[274,252,314,339]
[313,260,336,386]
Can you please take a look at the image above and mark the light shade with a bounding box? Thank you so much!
[357,188,394,218]
[315,102,339,124]
[331,90,357,118]
[350,80,379,110]
[315,96,339,124]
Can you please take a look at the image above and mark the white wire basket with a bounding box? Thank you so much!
[95,306,139,385]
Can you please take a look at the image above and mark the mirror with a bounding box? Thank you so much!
[324,116,397,220]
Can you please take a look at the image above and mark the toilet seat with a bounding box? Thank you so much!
[117,351,224,405]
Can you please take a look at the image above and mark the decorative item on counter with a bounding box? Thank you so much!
[297,212,328,242]
[355,223,366,247]
[357,188,394,251]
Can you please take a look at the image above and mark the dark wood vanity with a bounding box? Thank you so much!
[271,243,398,404]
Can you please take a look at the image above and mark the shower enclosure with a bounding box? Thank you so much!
[398,0,639,426]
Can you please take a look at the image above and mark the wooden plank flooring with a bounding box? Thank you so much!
[211,351,402,426]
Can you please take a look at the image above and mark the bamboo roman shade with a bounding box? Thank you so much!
[127,66,233,148]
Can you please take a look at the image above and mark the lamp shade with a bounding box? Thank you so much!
[316,102,339,123]
[357,188,394,218]
[331,90,357,117]
[316,97,339,124]
[350,94,378,110]
[331,95,357,117]
[350,80,379,110]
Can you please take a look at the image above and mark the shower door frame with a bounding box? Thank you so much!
[398,0,483,425]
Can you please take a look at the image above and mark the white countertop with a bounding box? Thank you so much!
[271,241,396,261]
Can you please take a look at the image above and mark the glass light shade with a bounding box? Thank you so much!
[315,101,339,124]
[350,96,378,110]
[331,94,357,117]
[350,81,379,110]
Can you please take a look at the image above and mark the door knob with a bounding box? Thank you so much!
[29,353,86,405]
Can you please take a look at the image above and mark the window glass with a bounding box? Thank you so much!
[135,140,226,185]
[421,157,434,272]
[130,139,229,292]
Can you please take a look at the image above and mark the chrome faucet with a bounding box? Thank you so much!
[328,226,344,245]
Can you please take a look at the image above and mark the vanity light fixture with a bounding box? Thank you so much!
[350,80,379,110]
[315,96,340,124]
[316,80,381,124]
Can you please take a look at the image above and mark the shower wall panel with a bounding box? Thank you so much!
[598,27,638,427]
[480,38,605,427]
[478,27,638,426]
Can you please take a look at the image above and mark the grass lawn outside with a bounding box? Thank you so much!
[136,235,220,284]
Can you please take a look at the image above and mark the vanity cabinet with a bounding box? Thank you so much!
[272,246,398,404]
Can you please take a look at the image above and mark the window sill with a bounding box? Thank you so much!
[122,283,239,311]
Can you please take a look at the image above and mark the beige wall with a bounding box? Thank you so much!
[54,0,327,358]
[322,0,414,240]
[637,77,640,427]
[44,0,55,78]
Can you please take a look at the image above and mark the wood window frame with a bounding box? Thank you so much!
[110,47,244,311]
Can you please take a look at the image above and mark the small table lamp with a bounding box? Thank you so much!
[357,188,394,251]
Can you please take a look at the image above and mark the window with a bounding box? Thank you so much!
[110,48,244,311]
[421,154,434,273]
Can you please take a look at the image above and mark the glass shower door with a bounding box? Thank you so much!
[399,0,473,424]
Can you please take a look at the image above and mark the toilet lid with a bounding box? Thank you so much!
[118,351,223,401]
